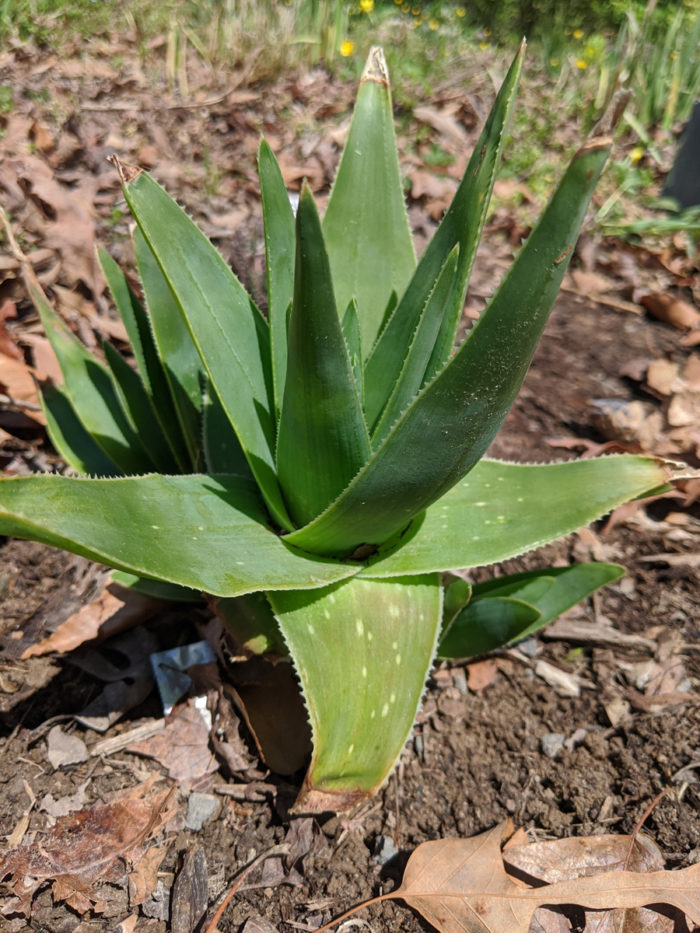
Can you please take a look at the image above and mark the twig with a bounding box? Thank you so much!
[0,205,49,304]
[202,843,290,933]
[623,788,670,869]
[0,393,42,412]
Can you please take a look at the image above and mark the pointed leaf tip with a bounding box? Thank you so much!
[362,46,389,85]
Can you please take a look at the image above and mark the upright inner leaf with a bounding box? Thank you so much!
[276,185,371,528]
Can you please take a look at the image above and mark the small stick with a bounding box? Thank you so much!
[202,843,290,933]
[623,788,670,869]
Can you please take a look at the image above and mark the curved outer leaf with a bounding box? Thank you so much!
[276,186,371,527]
[122,170,293,532]
[269,574,442,811]
[0,473,359,597]
[439,596,541,658]
[133,227,204,470]
[285,138,612,555]
[258,138,295,422]
[363,456,669,577]
[102,342,177,474]
[99,247,190,471]
[322,46,416,351]
[466,561,624,642]
[363,41,525,429]
[33,291,152,475]
[39,382,118,476]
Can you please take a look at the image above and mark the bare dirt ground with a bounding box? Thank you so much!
[0,31,698,933]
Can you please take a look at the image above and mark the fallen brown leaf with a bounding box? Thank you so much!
[21,582,161,658]
[394,823,700,933]
[0,777,175,916]
[640,292,700,331]
[127,697,218,780]
[504,832,672,933]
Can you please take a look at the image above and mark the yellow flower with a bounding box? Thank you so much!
[428,17,439,29]
[340,40,355,56]
[360,0,374,12]
[575,58,588,69]
[456,6,466,16]
[479,40,490,50]
[413,16,422,25]
[573,28,584,39]
[630,146,644,163]
[549,57,560,67]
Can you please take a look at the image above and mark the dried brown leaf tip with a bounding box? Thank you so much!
[361,46,389,87]
[108,154,143,184]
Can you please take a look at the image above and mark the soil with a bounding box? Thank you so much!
[0,33,699,933]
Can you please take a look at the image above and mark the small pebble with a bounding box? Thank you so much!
[185,792,220,831]
[517,638,540,658]
[540,732,566,759]
[373,834,398,865]
[452,669,468,694]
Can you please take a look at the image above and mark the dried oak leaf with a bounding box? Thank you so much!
[394,822,700,933]
[0,777,175,917]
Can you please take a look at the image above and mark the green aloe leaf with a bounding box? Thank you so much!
[363,41,525,429]
[341,299,363,402]
[33,291,152,474]
[102,342,177,473]
[323,47,416,351]
[111,570,204,603]
[285,137,611,556]
[99,247,190,471]
[258,138,296,422]
[133,227,204,470]
[371,245,458,447]
[363,457,669,577]
[213,591,288,657]
[438,562,624,658]
[269,573,442,810]
[202,380,254,478]
[122,169,293,531]
[276,185,371,527]
[0,473,359,597]
[439,597,541,658]
[39,381,118,476]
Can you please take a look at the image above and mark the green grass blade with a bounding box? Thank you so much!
[39,382,119,477]
[285,137,611,555]
[0,473,359,597]
[371,246,458,447]
[102,342,177,473]
[258,138,295,422]
[323,47,416,351]
[33,290,152,475]
[123,170,292,531]
[363,42,525,429]
[269,573,442,810]
[276,185,371,527]
[99,247,190,471]
[133,227,205,470]
[363,457,670,577]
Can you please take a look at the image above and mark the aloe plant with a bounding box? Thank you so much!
[0,44,675,812]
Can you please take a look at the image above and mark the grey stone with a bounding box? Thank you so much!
[185,792,220,831]
[540,732,565,759]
